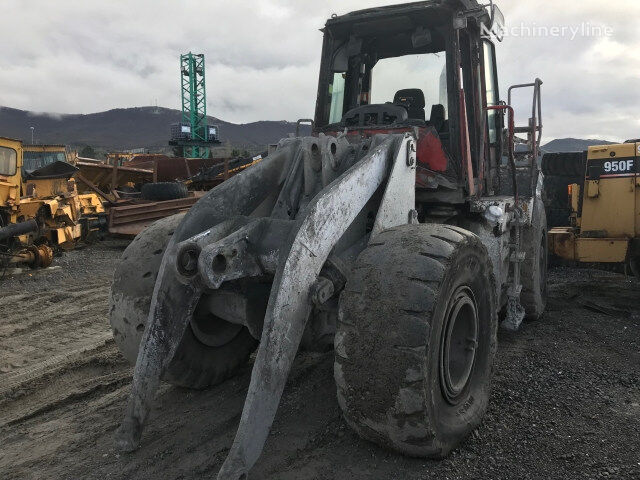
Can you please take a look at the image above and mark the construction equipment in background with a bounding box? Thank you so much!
[75,157,155,202]
[106,152,265,236]
[169,52,221,158]
[74,151,259,237]
[547,141,640,276]
[22,144,77,171]
[105,152,145,166]
[0,138,106,269]
[109,2,548,478]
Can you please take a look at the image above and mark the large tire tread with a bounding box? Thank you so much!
[521,198,548,321]
[335,224,497,458]
[109,213,257,390]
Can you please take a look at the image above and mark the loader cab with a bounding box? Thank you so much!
[0,137,23,210]
[22,145,69,176]
[314,0,504,196]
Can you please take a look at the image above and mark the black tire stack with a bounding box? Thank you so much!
[541,151,586,228]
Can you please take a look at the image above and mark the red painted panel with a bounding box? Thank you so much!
[416,128,448,172]
[321,125,453,187]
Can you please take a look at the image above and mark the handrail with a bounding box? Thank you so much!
[486,104,517,205]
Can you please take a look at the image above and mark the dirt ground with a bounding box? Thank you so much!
[0,240,639,480]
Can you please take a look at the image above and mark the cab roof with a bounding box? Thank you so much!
[23,144,67,149]
[0,136,23,143]
[325,0,482,28]
[323,0,488,59]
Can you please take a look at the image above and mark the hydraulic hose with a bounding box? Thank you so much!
[0,219,39,242]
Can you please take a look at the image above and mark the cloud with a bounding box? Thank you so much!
[0,0,638,141]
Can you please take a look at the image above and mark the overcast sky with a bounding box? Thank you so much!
[1,0,638,141]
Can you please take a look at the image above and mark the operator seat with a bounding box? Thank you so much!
[393,89,426,121]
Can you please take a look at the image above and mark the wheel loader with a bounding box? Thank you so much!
[546,141,640,276]
[109,1,547,478]
[0,137,106,268]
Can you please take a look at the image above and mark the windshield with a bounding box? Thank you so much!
[324,51,448,127]
[0,147,17,176]
[23,151,66,173]
[371,53,448,120]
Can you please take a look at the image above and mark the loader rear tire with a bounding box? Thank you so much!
[521,198,548,321]
[335,224,497,458]
[109,213,258,390]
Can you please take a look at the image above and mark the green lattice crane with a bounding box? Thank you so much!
[170,53,220,158]
[182,53,207,158]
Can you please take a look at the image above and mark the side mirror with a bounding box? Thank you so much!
[487,1,505,42]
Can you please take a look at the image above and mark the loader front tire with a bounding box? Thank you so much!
[335,224,497,458]
[109,213,258,389]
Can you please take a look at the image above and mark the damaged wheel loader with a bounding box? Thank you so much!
[109,1,547,477]
[0,138,106,269]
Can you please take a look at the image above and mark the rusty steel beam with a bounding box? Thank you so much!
[75,173,117,205]
[108,197,199,236]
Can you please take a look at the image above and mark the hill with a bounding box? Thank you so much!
[0,106,616,155]
[0,106,305,151]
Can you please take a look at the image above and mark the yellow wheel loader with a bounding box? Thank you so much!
[0,138,106,269]
[546,141,640,276]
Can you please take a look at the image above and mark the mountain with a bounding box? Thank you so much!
[0,106,306,151]
[0,106,618,155]
[541,138,615,153]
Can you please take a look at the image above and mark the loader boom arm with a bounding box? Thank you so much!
[219,135,414,478]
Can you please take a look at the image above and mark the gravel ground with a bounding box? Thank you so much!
[0,242,638,480]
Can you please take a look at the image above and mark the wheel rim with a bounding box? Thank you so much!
[440,286,479,405]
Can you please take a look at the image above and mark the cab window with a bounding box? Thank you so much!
[370,52,448,122]
[23,151,66,174]
[328,72,346,124]
[0,147,17,176]
[483,41,499,144]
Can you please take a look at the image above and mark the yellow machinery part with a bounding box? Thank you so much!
[7,244,54,268]
[549,227,629,263]
[548,227,576,260]
[581,143,638,238]
[576,238,629,263]
[55,224,82,247]
[552,142,640,266]
[0,137,23,209]
[23,177,77,199]
[78,193,105,214]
